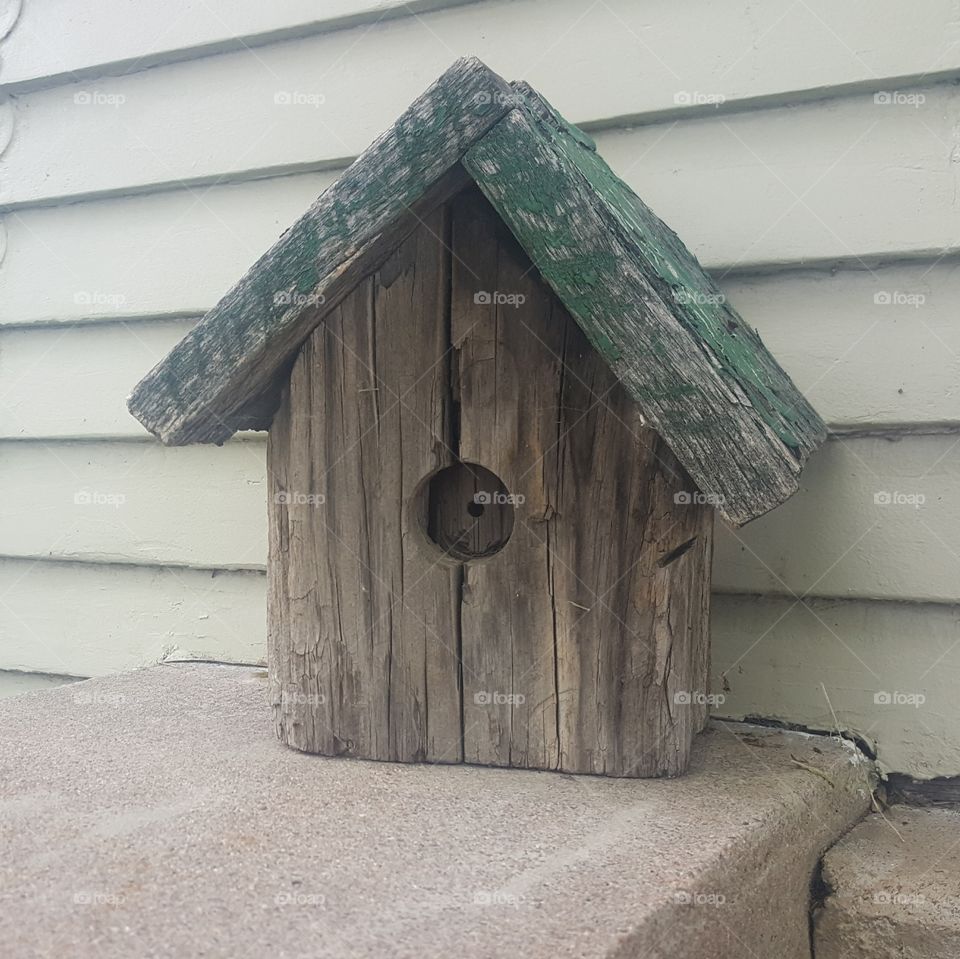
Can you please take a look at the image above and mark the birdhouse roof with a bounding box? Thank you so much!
[128,57,826,526]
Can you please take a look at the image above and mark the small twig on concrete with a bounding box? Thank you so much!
[871,794,906,843]
[820,683,905,843]
[790,754,836,788]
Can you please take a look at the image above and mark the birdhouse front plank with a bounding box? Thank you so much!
[268,204,462,765]
[449,191,713,776]
[266,188,712,776]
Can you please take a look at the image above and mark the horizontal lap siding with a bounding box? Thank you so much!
[0,319,199,438]
[3,0,960,189]
[712,595,960,779]
[0,175,336,324]
[2,435,958,605]
[0,559,265,675]
[713,435,960,603]
[3,260,958,438]
[1,0,958,775]
[0,1,471,90]
[0,440,266,568]
[5,0,959,93]
[4,87,958,323]
[723,264,960,429]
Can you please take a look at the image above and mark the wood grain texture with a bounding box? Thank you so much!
[128,57,512,446]
[516,85,824,456]
[463,104,825,525]
[268,207,462,763]
[451,189,713,776]
[268,188,713,776]
[451,189,564,771]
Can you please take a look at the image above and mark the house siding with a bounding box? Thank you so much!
[1,0,958,777]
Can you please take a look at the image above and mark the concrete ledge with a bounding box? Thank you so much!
[0,664,873,959]
[816,807,960,959]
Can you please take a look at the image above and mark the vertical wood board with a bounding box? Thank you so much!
[451,189,713,776]
[268,206,462,762]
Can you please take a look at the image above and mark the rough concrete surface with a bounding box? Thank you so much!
[0,664,872,959]
[816,806,960,959]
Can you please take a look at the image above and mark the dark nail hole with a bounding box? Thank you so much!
[467,501,484,518]
[657,536,698,568]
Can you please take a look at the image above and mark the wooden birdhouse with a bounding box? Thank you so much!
[129,58,826,778]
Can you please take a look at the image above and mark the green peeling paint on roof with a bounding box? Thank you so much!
[497,83,822,454]
[128,57,826,526]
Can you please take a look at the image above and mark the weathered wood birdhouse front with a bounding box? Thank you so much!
[129,58,826,778]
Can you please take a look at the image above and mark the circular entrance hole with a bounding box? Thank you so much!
[425,462,515,562]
